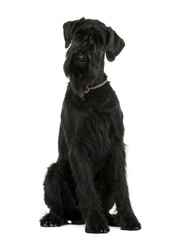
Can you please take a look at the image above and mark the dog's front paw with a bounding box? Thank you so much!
[85,214,110,234]
[40,213,67,227]
[120,214,141,231]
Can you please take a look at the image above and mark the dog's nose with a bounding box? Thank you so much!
[75,55,88,65]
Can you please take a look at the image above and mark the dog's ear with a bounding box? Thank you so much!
[63,18,85,48]
[106,27,125,62]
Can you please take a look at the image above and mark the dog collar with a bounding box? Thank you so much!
[84,80,108,94]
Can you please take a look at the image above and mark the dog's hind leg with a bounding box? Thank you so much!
[40,160,84,227]
[40,162,67,227]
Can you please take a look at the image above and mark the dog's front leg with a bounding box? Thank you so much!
[112,142,141,230]
[68,142,110,233]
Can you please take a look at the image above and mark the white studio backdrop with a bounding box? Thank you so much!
[0,0,174,239]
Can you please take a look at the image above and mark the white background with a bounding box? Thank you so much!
[0,0,174,239]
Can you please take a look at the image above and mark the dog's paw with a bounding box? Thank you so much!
[85,222,110,234]
[120,215,141,231]
[85,214,110,234]
[40,213,67,227]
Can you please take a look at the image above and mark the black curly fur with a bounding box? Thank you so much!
[40,18,141,233]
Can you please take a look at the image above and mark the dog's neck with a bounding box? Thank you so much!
[84,79,108,94]
[88,72,107,87]
[81,72,108,99]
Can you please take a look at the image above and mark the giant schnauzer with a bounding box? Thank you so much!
[40,18,141,233]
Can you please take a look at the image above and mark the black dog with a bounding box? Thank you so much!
[40,18,141,233]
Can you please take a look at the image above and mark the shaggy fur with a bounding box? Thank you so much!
[40,18,141,233]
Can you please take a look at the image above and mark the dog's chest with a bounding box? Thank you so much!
[62,102,112,151]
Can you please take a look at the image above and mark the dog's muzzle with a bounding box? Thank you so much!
[74,54,88,66]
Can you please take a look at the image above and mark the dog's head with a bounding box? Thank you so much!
[63,18,125,98]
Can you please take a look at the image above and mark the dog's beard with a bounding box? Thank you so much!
[64,57,98,99]
[71,71,97,99]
